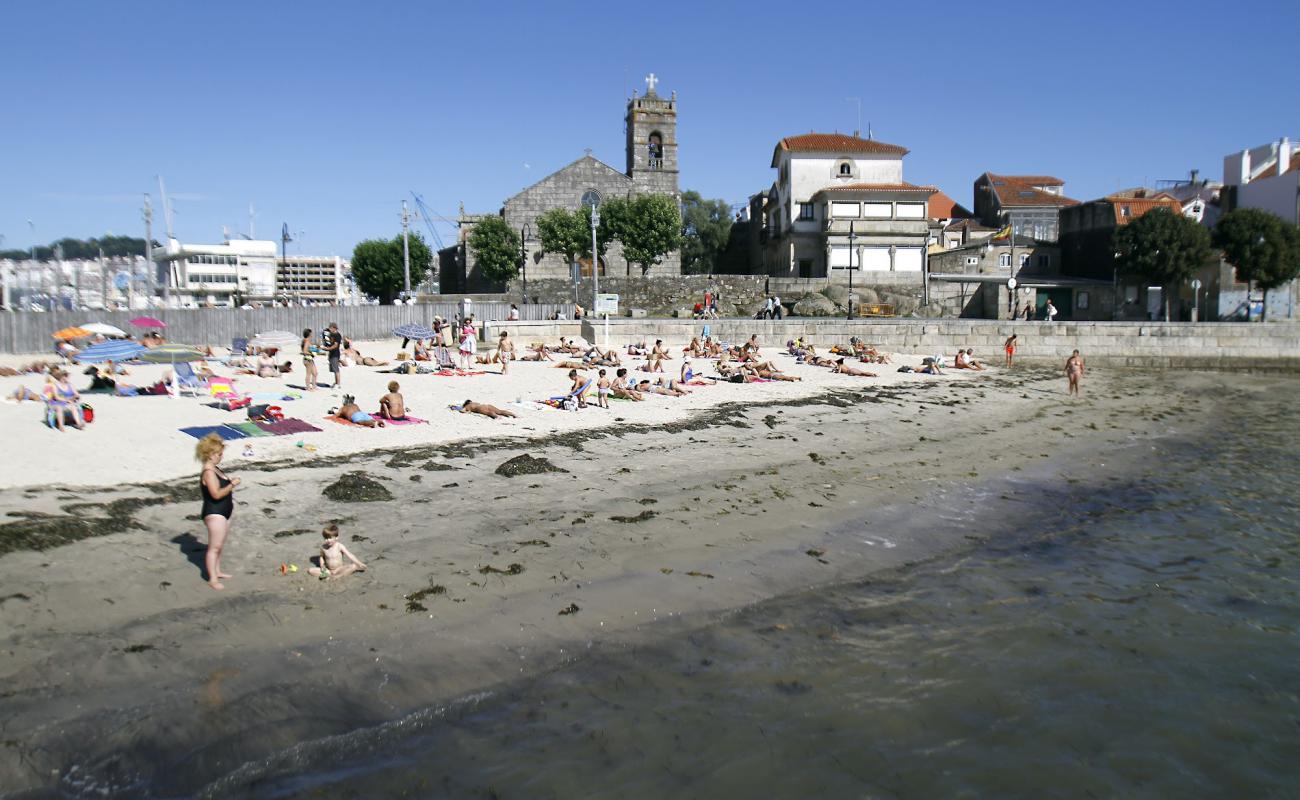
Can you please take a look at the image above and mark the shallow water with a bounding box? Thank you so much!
[191,395,1300,799]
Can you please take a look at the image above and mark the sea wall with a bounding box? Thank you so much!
[578,318,1300,371]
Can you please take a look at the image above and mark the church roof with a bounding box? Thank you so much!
[502,154,631,207]
[773,133,908,166]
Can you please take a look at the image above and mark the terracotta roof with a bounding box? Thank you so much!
[814,182,936,195]
[773,133,908,166]
[981,172,1079,208]
[1104,196,1183,226]
[946,218,996,232]
[928,189,972,219]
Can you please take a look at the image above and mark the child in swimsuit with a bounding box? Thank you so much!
[596,369,611,409]
[308,523,366,579]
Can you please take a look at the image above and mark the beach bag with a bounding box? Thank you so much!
[247,404,271,421]
[266,405,285,421]
[897,366,913,373]
[80,403,94,423]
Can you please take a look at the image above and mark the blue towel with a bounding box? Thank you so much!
[180,425,248,441]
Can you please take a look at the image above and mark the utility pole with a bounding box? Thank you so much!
[401,200,412,296]
[143,194,154,305]
[99,247,107,310]
[590,204,600,312]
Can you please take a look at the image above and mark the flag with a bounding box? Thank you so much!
[993,224,1013,240]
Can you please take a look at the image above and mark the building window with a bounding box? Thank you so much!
[965,256,978,266]
[864,202,892,217]
[1121,205,1131,218]
[1019,253,1029,267]
[834,159,855,179]
[647,132,663,169]
[831,202,859,218]
[1038,254,1050,268]
[998,253,1011,267]
[799,203,815,220]
[840,163,851,175]
[896,203,925,219]
[581,190,601,208]
[1077,291,1090,310]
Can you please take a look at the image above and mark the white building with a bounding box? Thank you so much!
[759,132,937,279]
[1223,137,1300,224]
[153,238,351,306]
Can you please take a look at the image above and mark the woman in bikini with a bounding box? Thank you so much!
[302,329,319,390]
[831,358,877,377]
[197,433,241,590]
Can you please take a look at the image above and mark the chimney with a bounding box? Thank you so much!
[1279,138,1292,176]
[1190,168,1199,185]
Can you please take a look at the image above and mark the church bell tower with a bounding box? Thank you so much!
[626,73,679,197]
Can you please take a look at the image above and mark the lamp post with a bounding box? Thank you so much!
[846,220,857,320]
[519,222,531,305]
[590,205,600,311]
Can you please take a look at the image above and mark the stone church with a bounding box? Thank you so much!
[440,75,681,293]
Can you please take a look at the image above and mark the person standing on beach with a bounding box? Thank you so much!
[301,328,318,391]
[1065,349,1084,396]
[196,433,240,590]
[323,322,343,390]
[1004,334,1018,367]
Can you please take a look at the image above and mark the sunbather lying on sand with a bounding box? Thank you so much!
[459,399,517,418]
[335,395,384,427]
[831,358,877,377]
[637,378,689,396]
[521,344,554,362]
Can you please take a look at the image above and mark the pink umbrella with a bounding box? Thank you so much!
[129,316,166,329]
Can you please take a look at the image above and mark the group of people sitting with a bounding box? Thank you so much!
[329,380,413,428]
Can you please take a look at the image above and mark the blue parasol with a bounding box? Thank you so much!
[73,339,146,364]
[392,323,436,340]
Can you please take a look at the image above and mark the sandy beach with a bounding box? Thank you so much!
[0,336,1250,795]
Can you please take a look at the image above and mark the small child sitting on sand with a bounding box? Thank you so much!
[308,523,367,579]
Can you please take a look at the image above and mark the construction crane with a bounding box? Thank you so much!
[409,192,456,293]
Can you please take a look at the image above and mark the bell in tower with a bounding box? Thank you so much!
[625,73,679,198]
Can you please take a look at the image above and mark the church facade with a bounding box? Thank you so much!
[440,76,681,294]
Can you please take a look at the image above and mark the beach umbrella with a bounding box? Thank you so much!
[138,343,206,364]
[79,322,127,337]
[52,326,92,341]
[129,316,166,329]
[393,323,436,340]
[249,330,299,352]
[74,339,146,364]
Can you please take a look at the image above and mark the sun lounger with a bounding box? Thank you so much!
[174,362,204,397]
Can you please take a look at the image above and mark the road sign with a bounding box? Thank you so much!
[595,293,618,315]
[1191,279,1202,290]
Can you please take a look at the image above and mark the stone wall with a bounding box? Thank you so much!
[577,317,1300,371]
[507,275,771,317]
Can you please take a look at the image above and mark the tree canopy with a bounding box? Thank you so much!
[1214,208,1300,320]
[612,194,682,275]
[1114,208,1212,319]
[468,215,522,284]
[680,191,733,275]
[350,232,432,304]
[1,235,156,262]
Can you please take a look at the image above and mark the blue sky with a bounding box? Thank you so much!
[1,0,1294,257]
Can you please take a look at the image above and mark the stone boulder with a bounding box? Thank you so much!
[820,284,849,306]
[792,293,837,317]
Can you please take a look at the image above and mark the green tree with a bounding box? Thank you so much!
[1114,208,1212,321]
[615,194,682,276]
[536,206,615,275]
[680,190,733,274]
[1214,208,1300,321]
[350,232,432,304]
[468,215,522,284]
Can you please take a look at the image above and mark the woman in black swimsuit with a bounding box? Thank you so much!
[196,433,240,590]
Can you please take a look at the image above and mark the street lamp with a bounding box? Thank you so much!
[846,220,856,320]
[520,222,531,305]
[590,205,600,312]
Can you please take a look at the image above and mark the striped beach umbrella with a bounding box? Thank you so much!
[73,339,147,364]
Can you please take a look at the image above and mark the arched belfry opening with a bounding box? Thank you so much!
[648,132,663,169]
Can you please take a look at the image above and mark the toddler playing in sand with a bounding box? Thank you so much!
[308,523,367,579]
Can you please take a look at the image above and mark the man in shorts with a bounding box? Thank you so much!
[324,322,343,390]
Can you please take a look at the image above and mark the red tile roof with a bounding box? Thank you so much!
[1249,153,1300,181]
[1104,196,1183,226]
[814,182,936,195]
[981,172,1079,208]
[946,218,996,232]
[773,133,908,165]
[928,189,972,219]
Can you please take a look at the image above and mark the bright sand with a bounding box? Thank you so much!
[0,333,1179,794]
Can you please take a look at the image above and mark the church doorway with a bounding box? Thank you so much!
[577,257,606,278]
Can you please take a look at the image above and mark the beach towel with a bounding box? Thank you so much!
[180,425,248,441]
[255,418,322,435]
[224,421,273,438]
[250,391,303,402]
[323,415,361,427]
[376,414,427,426]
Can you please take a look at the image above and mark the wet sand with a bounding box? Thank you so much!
[0,366,1237,795]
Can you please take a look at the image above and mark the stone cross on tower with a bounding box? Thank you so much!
[645,73,658,94]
